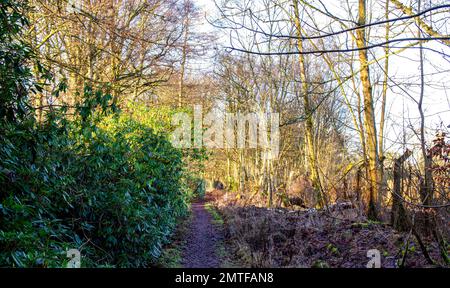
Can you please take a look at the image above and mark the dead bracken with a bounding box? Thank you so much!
[209,190,446,268]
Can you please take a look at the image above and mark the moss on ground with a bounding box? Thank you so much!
[156,214,192,268]
[205,203,225,226]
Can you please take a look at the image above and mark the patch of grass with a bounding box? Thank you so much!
[157,247,183,268]
[217,245,227,261]
[312,260,330,268]
[204,202,241,268]
[351,220,383,229]
[326,243,340,255]
[205,203,224,226]
[155,214,192,268]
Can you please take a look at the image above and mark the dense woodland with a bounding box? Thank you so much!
[0,0,449,267]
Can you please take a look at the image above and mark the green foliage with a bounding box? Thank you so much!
[196,179,207,199]
[126,103,209,200]
[0,1,204,267]
[326,243,339,255]
[350,220,382,229]
[185,176,206,199]
[226,177,239,192]
[1,89,193,267]
[0,0,34,123]
[157,247,183,268]
[311,260,330,268]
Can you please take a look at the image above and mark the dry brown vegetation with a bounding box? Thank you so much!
[208,190,447,268]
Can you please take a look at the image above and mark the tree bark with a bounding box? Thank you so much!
[378,0,389,209]
[390,0,450,46]
[292,0,323,208]
[178,0,190,107]
[356,0,379,220]
[391,149,411,231]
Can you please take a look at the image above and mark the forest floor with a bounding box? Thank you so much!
[205,189,447,268]
[180,200,224,268]
[159,190,446,268]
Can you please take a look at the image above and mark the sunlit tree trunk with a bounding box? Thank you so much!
[356,0,379,220]
[378,0,390,209]
[390,0,450,46]
[292,0,323,208]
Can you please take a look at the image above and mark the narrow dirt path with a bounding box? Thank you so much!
[181,200,223,268]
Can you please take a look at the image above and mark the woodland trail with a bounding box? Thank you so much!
[181,200,223,268]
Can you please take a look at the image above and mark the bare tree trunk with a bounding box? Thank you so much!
[226,153,231,188]
[178,0,190,107]
[267,158,273,208]
[391,150,411,231]
[356,0,379,220]
[109,1,119,107]
[239,149,245,195]
[378,0,389,209]
[292,0,323,208]
[356,166,362,203]
[417,0,434,208]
